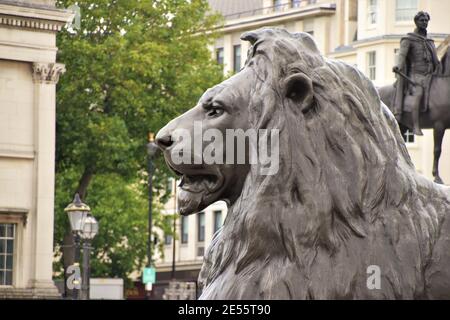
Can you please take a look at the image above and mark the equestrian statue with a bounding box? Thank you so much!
[379,11,450,184]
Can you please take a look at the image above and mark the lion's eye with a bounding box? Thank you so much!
[206,107,225,118]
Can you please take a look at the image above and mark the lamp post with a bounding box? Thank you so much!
[146,132,160,298]
[64,193,98,300]
[80,214,98,300]
[171,179,177,280]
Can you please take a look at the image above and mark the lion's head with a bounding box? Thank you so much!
[155,64,254,215]
[156,28,448,299]
[156,27,412,221]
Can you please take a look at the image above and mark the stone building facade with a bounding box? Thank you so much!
[0,0,72,298]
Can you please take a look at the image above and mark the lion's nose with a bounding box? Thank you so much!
[155,131,173,150]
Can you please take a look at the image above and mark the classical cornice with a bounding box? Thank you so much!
[328,33,450,55]
[32,62,65,84]
[0,1,74,32]
[0,15,63,31]
[353,33,450,48]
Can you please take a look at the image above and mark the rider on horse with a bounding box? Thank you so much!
[392,11,440,136]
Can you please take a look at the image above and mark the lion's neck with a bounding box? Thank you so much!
[199,187,327,297]
[199,172,450,299]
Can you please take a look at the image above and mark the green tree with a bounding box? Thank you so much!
[54,0,223,282]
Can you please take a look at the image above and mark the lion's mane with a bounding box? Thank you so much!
[198,28,450,299]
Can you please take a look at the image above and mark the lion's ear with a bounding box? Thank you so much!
[240,31,258,45]
[283,73,314,113]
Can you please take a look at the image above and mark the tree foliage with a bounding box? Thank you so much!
[54,0,223,282]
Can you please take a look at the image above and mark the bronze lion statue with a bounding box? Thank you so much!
[156,28,450,299]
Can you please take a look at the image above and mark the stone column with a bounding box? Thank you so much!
[223,34,233,75]
[240,39,250,69]
[30,62,65,298]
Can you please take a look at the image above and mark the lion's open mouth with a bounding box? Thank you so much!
[167,164,225,195]
[164,161,226,215]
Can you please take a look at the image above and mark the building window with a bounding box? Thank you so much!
[181,216,188,244]
[367,51,377,80]
[274,0,283,12]
[368,0,378,25]
[164,234,172,245]
[216,48,224,65]
[197,212,205,242]
[396,0,418,22]
[213,211,222,234]
[403,130,415,144]
[166,177,174,195]
[197,246,205,257]
[233,45,241,73]
[0,224,15,286]
[291,0,301,8]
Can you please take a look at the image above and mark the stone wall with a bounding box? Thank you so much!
[0,0,72,298]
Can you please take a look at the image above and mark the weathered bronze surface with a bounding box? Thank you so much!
[157,28,450,299]
[379,12,450,184]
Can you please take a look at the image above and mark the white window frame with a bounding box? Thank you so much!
[291,0,302,8]
[403,130,416,144]
[164,233,172,246]
[0,223,16,287]
[213,210,222,234]
[395,0,418,22]
[197,212,205,243]
[274,0,283,12]
[368,0,378,25]
[180,216,189,244]
[367,51,377,81]
[216,47,224,65]
[233,45,241,73]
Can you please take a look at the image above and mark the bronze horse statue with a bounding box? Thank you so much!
[378,48,450,184]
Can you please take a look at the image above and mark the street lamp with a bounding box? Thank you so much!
[64,193,98,300]
[146,132,160,298]
[81,214,99,240]
[80,214,98,300]
[65,193,90,234]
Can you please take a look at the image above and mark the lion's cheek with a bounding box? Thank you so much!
[178,188,204,216]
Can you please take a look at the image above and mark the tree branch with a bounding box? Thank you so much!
[76,168,95,200]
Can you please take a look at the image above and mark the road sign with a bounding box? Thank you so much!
[143,267,156,284]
